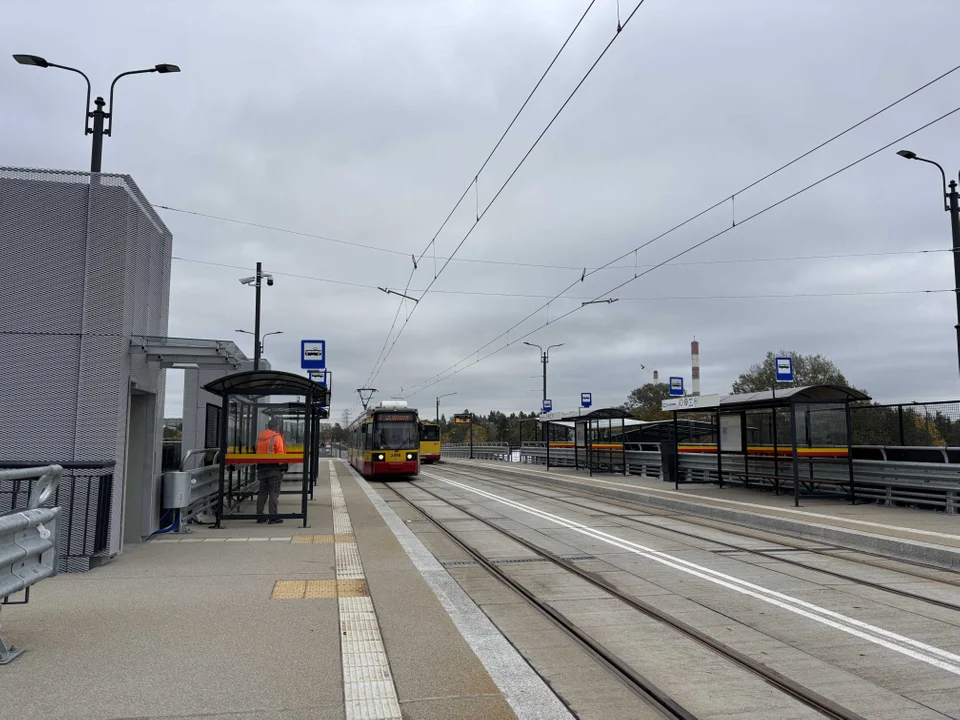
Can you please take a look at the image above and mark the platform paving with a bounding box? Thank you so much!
[1,463,535,720]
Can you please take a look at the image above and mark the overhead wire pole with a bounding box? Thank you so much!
[364,0,643,389]
[400,107,960,399]
[396,67,960,399]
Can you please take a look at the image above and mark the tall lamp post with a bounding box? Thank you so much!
[236,329,283,357]
[523,341,564,441]
[13,54,180,172]
[239,263,274,371]
[436,392,457,423]
[896,150,960,377]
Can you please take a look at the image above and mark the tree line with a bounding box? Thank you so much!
[321,351,958,448]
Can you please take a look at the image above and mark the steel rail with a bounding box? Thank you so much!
[441,463,960,609]
[383,477,865,720]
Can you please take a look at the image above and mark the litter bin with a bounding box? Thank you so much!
[659,441,677,483]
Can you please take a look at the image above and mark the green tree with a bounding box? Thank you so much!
[624,383,672,421]
[731,351,853,394]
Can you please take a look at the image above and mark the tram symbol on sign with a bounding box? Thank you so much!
[669,377,684,397]
[542,399,552,412]
[775,356,794,383]
[580,392,592,408]
[301,340,325,369]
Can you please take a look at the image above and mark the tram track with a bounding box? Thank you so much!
[379,477,866,720]
[439,461,960,608]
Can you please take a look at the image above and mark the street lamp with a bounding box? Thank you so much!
[896,149,960,377]
[436,392,457,423]
[236,329,283,356]
[523,341,563,441]
[239,263,274,371]
[13,54,180,172]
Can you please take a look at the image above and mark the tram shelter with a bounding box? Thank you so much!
[543,408,633,475]
[664,385,869,506]
[203,370,329,527]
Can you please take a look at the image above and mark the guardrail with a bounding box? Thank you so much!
[441,443,512,461]
[161,449,258,528]
[0,461,113,572]
[0,465,62,664]
[516,444,960,513]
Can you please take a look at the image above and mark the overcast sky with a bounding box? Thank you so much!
[4,1,960,422]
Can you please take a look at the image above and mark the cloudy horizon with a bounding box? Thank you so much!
[4,1,959,423]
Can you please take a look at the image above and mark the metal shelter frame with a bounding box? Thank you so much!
[668,385,870,507]
[203,370,329,527]
[542,408,632,476]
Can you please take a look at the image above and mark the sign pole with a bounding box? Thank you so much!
[469,414,474,459]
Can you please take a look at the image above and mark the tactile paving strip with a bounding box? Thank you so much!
[329,461,402,719]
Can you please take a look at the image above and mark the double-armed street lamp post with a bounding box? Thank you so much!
[13,54,180,172]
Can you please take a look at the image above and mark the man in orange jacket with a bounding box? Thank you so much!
[256,417,286,524]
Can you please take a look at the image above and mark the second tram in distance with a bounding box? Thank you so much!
[347,401,420,477]
[420,422,441,463]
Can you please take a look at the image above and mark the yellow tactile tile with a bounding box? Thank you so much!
[304,579,338,598]
[334,534,355,543]
[271,580,307,599]
[291,534,334,544]
[337,579,369,597]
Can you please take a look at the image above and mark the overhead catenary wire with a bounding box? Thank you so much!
[392,64,960,397]
[365,0,652,388]
[397,106,960,400]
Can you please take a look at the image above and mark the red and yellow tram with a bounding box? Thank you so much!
[347,402,420,477]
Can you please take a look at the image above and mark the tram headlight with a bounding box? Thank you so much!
[377,453,385,461]
[406,453,414,460]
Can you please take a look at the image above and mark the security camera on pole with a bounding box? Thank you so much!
[239,263,274,371]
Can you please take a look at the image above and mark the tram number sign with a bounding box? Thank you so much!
[669,376,684,396]
[775,356,794,383]
[454,414,472,424]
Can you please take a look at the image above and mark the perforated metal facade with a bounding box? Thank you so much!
[0,168,172,569]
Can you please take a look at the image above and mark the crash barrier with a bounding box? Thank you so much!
[0,461,111,573]
[517,443,960,513]
[518,443,662,477]
[0,464,62,665]
[440,443,512,461]
[161,448,259,527]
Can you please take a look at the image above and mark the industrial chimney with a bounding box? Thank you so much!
[691,339,700,396]
[653,370,659,382]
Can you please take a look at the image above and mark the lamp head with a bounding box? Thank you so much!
[13,54,49,68]
[896,149,917,160]
[154,63,180,74]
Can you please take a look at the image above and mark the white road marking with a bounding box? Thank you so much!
[425,470,960,675]
[330,461,403,720]
[455,460,960,542]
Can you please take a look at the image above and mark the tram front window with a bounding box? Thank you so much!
[376,421,418,450]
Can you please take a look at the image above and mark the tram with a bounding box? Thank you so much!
[347,401,421,477]
[419,422,441,463]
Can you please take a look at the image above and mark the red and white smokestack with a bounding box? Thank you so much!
[653,370,659,382]
[691,339,700,396]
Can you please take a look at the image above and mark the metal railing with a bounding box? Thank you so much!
[161,448,257,527]
[516,444,960,514]
[1,464,62,664]
[441,443,512,461]
[0,462,113,572]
